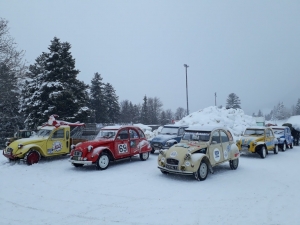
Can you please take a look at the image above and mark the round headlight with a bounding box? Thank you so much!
[161,157,165,163]
[185,161,191,167]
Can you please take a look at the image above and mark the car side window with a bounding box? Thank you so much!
[211,131,220,144]
[138,130,145,138]
[266,129,271,137]
[52,129,64,139]
[220,131,229,143]
[118,129,129,140]
[129,129,139,139]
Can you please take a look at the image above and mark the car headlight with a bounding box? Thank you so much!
[18,144,23,149]
[161,157,165,163]
[159,150,166,156]
[253,141,257,145]
[184,153,191,160]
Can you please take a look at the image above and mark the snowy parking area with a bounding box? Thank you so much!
[1,147,300,225]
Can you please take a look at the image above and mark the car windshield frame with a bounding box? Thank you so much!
[35,129,52,137]
[244,129,265,136]
[95,130,117,140]
[160,127,179,135]
[182,131,211,142]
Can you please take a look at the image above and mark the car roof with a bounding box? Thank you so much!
[101,125,141,130]
[270,126,289,129]
[163,124,189,128]
[185,125,228,132]
[245,126,267,130]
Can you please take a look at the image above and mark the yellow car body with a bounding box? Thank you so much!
[236,126,278,158]
[157,125,240,181]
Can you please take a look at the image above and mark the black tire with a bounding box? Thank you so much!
[273,145,279,154]
[161,170,169,174]
[229,158,239,170]
[150,148,155,154]
[25,150,41,165]
[281,143,286,152]
[195,161,208,181]
[96,153,110,170]
[258,146,267,159]
[139,152,149,161]
[72,163,84,167]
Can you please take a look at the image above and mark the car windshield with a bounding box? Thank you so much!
[160,127,178,135]
[244,129,264,135]
[35,129,52,137]
[96,130,117,139]
[182,131,211,142]
[272,129,284,135]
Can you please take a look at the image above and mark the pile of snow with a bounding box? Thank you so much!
[285,115,300,131]
[134,123,155,139]
[174,106,257,140]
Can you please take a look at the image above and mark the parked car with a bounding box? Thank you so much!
[69,125,152,170]
[157,125,240,181]
[150,124,188,153]
[270,126,293,151]
[236,126,278,158]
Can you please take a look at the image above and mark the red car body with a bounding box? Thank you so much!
[69,125,151,170]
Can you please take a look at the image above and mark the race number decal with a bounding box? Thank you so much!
[118,144,128,154]
[213,148,221,162]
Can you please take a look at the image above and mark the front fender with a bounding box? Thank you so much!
[90,146,113,159]
[191,153,213,173]
[14,144,43,158]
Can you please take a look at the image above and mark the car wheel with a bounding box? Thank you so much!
[281,143,286,152]
[25,150,41,165]
[229,158,239,170]
[96,153,110,170]
[150,148,155,154]
[273,145,279,154]
[259,146,267,159]
[139,152,149,161]
[72,163,84,167]
[160,170,169,174]
[195,161,208,181]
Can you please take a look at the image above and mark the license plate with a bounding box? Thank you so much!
[72,156,78,160]
[166,164,178,170]
[242,146,248,151]
[154,147,160,150]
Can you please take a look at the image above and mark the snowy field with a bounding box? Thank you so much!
[1,146,300,225]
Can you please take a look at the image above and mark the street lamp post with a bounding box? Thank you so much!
[184,64,189,115]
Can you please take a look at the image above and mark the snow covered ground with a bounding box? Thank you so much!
[1,107,300,225]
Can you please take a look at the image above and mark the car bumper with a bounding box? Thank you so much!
[69,159,93,165]
[158,166,194,175]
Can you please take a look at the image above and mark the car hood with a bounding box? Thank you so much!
[240,136,263,145]
[164,142,208,158]
[151,134,177,143]
[8,137,47,148]
[74,139,112,150]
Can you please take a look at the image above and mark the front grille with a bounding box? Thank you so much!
[166,158,179,165]
[73,151,82,156]
[152,142,162,148]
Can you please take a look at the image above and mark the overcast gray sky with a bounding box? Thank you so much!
[1,1,299,115]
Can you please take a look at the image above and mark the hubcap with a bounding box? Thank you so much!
[99,155,109,168]
[142,152,148,159]
[199,163,208,178]
[27,152,39,164]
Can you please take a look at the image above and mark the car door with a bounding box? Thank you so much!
[46,128,67,155]
[220,130,230,162]
[115,129,131,158]
[129,128,140,155]
[208,130,223,166]
[265,128,274,150]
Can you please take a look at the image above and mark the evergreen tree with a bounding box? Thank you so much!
[295,99,300,115]
[140,95,149,124]
[0,63,22,138]
[257,109,263,117]
[20,37,90,128]
[89,72,106,122]
[119,100,131,123]
[160,111,168,125]
[165,109,174,124]
[148,97,162,124]
[103,83,120,123]
[226,93,241,109]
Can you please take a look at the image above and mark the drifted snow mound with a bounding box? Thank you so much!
[174,106,256,139]
[285,116,300,131]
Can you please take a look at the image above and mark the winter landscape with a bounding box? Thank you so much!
[1,107,300,225]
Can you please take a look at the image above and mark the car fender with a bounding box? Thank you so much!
[227,144,240,159]
[15,144,43,158]
[191,153,213,174]
[91,146,112,158]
